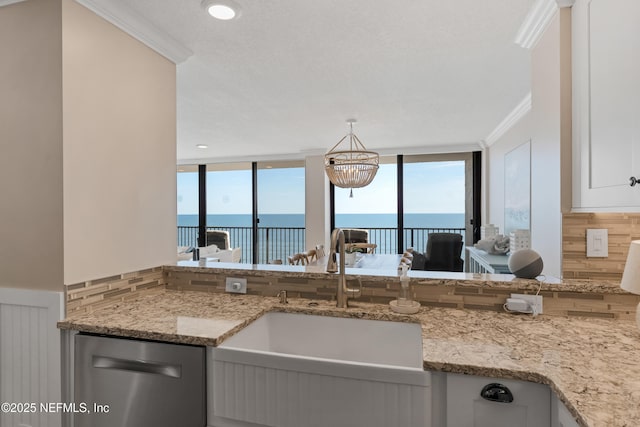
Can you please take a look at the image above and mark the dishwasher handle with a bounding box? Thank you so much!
[93,355,181,378]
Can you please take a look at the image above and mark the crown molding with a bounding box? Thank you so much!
[514,0,574,49]
[483,92,532,147]
[0,0,26,7]
[74,0,193,64]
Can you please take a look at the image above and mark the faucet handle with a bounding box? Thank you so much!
[326,252,338,273]
[345,277,362,298]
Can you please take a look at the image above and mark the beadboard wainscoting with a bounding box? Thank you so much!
[0,288,64,427]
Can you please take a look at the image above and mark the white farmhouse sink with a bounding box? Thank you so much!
[209,312,430,427]
[220,311,424,368]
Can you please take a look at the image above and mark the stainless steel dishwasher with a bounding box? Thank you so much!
[75,333,206,427]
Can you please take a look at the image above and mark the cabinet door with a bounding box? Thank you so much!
[446,374,551,427]
[572,0,640,209]
[557,403,580,427]
[589,0,640,190]
[552,394,580,427]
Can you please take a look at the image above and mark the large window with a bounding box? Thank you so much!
[257,161,305,263]
[334,157,398,253]
[176,161,305,263]
[331,153,474,254]
[177,152,477,263]
[403,154,468,252]
[206,163,252,260]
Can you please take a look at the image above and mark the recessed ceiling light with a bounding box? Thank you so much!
[201,0,241,20]
[196,144,208,149]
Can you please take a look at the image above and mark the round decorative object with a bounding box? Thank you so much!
[389,299,421,314]
[508,249,543,279]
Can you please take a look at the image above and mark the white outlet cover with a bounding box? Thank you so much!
[586,229,608,258]
[225,277,247,294]
[510,293,543,315]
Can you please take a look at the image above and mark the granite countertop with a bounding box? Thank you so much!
[58,290,640,427]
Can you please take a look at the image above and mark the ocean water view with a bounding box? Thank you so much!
[177,213,465,229]
[177,213,465,263]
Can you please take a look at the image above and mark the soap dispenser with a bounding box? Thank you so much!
[390,264,421,314]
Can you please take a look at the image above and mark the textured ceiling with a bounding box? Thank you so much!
[114,0,534,163]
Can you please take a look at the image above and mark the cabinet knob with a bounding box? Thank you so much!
[630,176,639,187]
[480,383,514,403]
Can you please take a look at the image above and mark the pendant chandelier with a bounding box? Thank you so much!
[324,119,379,189]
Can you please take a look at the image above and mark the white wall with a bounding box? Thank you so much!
[62,0,177,284]
[0,0,64,291]
[487,9,571,278]
[0,0,177,289]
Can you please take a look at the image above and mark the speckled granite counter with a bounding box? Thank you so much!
[58,290,640,427]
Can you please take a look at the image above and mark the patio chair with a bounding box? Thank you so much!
[423,233,464,272]
[342,228,369,243]
[205,230,230,250]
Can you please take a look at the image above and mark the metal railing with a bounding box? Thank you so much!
[178,225,465,264]
[177,226,306,264]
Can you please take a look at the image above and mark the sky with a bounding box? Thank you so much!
[177,161,464,215]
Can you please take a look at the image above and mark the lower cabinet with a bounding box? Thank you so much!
[552,393,581,427]
[64,332,582,427]
[445,373,551,427]
[206,347,432,427]
[204,364,580,427]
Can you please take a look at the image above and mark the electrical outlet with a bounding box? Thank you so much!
[510,293,543,315]
[225,277,247,294]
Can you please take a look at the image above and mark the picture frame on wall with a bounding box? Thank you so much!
[504,140,531,236]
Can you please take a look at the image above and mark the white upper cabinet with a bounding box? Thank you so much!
[572,0,640,210]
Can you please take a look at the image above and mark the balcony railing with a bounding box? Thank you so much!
[177,225,465,264]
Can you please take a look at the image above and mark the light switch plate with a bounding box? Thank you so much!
[586,229,608,257]
[225,277,247,294]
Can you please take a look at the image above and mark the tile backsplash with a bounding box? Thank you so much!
[64,264,640,321]
[563,213,640,280]
[164,267,639,321]
[65,267,165,314]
